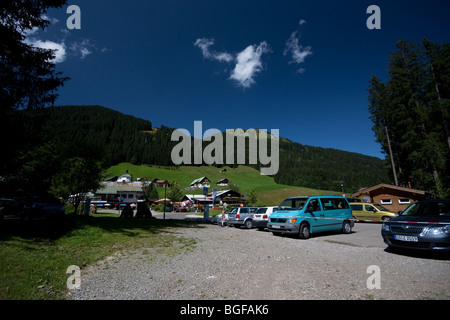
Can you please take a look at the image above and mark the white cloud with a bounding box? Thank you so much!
[26,39,67,63]
[194,38,233,63]
[41,14,59,25]
[24,27,39,36]
[22,14,106,64]
[229,42,270,88]
[298,19,307,26]
[195,38,271,88]
[25,36,100,63]
[284,31,312,72]
[70,39,94,59]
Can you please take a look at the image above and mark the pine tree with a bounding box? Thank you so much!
[368,75,398,186]
[368,40,450,197]
[1,0,69,179]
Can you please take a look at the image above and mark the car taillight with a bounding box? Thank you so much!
[263,214,268,219]
[236,213,240,219]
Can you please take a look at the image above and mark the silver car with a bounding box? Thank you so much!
[227,207,258,229]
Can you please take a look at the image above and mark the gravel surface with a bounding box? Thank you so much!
[67,222,450,300]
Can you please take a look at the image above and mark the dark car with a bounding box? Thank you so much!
[0,198,22,220]
[381,199,450,251]
[26,196,66,219]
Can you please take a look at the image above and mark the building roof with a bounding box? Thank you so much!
[182,194,213,203]
[351,183,427,197]
[212,189,247,199]
[96,182,144,194]
[190,176,210,185]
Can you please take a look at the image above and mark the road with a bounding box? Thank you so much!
[310,222,386,249]
[151,210,386,248]
[99,208,388,249]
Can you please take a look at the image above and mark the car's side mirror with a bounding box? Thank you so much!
[397,210,403,215]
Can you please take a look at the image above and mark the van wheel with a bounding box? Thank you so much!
[298,223,310,239]
[342,221,352,234]
[244,219,253,229]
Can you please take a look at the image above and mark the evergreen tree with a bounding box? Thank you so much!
[368,75,399,186]
[0,0,68,113]
[1,0,69,187]
[167,182,183,202]
[247,189,257,206]
[368,40,450,197]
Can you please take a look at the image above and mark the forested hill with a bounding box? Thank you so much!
[40,105,389,193]
[276,140,389,192]
[42,105,175,166]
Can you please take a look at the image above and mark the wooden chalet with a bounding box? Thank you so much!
[351,183,430,212]
[190,176,211,188]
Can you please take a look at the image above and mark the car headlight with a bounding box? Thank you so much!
[382,223,390,232]
[426,225,450,235]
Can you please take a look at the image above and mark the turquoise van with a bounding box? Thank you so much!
[267,195,354,239]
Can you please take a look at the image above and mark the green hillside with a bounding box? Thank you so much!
[106,163,339,206]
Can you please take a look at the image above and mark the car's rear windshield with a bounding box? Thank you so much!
[402,202,450,217]
[255,208,267,213]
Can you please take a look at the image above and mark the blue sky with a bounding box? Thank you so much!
[28,0,450,159]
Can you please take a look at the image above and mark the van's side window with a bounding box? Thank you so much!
[321,198,350,210]
[307,199,321,211]
[320,199,334,210]
[335,198,349,209]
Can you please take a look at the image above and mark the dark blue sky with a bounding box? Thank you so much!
[30,0,450,159]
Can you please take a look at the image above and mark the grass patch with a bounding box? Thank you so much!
[0,214,202,300]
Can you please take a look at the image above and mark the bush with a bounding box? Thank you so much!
[135,202,152,218]
[120,204,133,218]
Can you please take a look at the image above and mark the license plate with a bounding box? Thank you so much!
[394,235,418,242]
[271,225,281,229]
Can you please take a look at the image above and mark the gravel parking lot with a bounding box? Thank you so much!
[68,219,450,300]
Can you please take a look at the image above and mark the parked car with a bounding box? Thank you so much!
[350,202,398,221]
[210,209,232,226]
[253,206,278,231]
[267,195,354,239]
[226,206,258,229]
[25,196,66,219]
[381,199,450,252]
[0,198,22,220]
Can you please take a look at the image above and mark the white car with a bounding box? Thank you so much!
[253,206,278,231]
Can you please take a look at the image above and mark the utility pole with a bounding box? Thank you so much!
[163,180,168,220]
